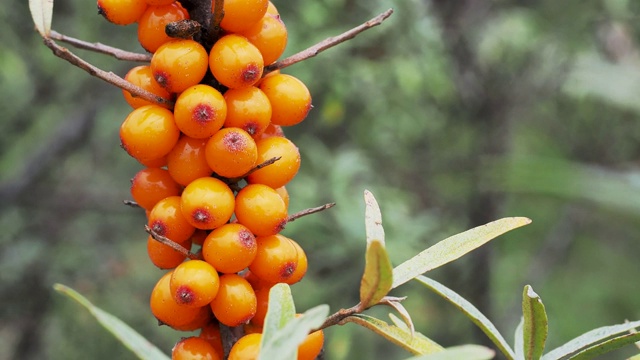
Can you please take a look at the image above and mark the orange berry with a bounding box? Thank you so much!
[242,270,275,291]
[202,223,257,274]
[137,3,189,53]
[167,136,213,186]
[170,260,220,307]
[147,235,191,269]
[173,305,213,331]
[181,177,235,230]
[152,40,209,94]
[97,0,147,25]
[243,322,263,335]
[210,274,257,327]
[190,229,209,247]
[274,186,289,209]
[259,74,311,126]
[250,283,273,327]
[235,184,287,237]
[239,14,287,65]
[297,329,324,360]
[205,128,258,178]
[130,167,182,211]
[148,196,196,243]
[199,322,224,358]
[139,155,168,168]
[150,271,206,329]
[223,87,271,139]
[228,333,262,360]
[209,35,264,90]
[174,85,227,138]
[285,239,307,285]
[246,136,300,189]
[122,65,173,109]
[120,105,180,163]
[259,122,284,139]
[266,1,278,16]
[172,336,221,360]
[146,0,174,5]
[219,0,268,33]
[249,234,298,284]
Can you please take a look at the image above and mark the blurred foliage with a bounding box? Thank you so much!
[2,0,640,359]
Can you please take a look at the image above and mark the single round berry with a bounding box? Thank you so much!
[274,186,289,209]
[228,333,262,360]
[167,136,213,186]
[138,3,189,52]
[170,260,220,307]
[148,195,196,243]
[249,234,299,284]
[235,184,288,237]
[122,65,173,109]
[98,0,148,25]
[259,73,312,126]
[174,84,227,138]
[199,322,224,358]
[120,105,180,163]
[239,14,287,65]
[210,274,257,327]
[150,271,206,329]
[152,39,209,94]
[209,34,264,90]
[246,136,300,189]
[223,87,272,139]
[172,336,221,360]
[130,167,182,211]
[205,127,258,178]
[219,0,268,33]
[181,177,235,230]
[297,328,324,360]
[202,223,257,274]
[286,239,307,285]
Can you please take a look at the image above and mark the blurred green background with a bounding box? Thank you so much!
[2,0,640,359]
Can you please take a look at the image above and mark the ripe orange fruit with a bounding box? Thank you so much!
[205,127,258,178]
[259,73,312,126]
[170,260,220,307]
[173,85,227,139]
[120,105,180,164]
[209,34,264,89]
[219,0,268,33]
[172,336,221,360]
[98,0,148,25]
[151,40,209,94]
[210,274,257,327]
[137,3,189,52]
[181,177,235,230]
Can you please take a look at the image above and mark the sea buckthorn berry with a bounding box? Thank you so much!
[190,229,209,247]
[202,223,257,274]
[259,74,312,126]
[250,283,273,327]
[218,0,268,33]
[210,274,257,327]
[298,328,324,360]
[228,333,262,360]
[172,336,221,360]
[247,136,300,189]
[150,271,205,329]
[199,322,224,358]
[239,14,287,65]
[174,85,227,139]
[223,87,271,139]
[209,35,264,90]
[147,235,191,269]
[170,260,220,307]
[139,155,168,168]
[173,305,213,331]
[205,128,258,178]
[152,40,209,94]
[149,196,196,243]
[235,184,287,237]
[181,177,235,230]
[259,123,284,139]
[274,186,289,209]
[137,3,189,53]
[249,234,299,284]
[266,1,278,15]
[242,270,275,291]
[120,105,180,163]
[130,167,182,211]
[167,136,212,186]
[122,65,173,109]
[98,0,147,25]
[285,239,307,285]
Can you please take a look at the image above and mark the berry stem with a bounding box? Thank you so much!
[145,225,198,260]
[48,30,152,62]
[123,200,141,208]
[287,203,336,223]
[264,8,394,74]
[228,156,281,183]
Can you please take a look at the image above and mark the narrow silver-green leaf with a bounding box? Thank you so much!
[392,217,531,289]
[416,276,516,360]
[259,305,329,360]
[383,300,415,337]
[261,283,296,348]
[522,286,548,360]
[570,332,640,360]
[514,318,524,360]
[403,345,495,360]
[359,239,393,309]
[542,320,640,360]
[29,0,53,36]
[342,314,444,355]
[364,189,385,245]
[53,284,170,360]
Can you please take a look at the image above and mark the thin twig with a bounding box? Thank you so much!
[316,304,360,331]
[49,30,152,62]
[287,203,336,223]
[145,225,198,259]
[265,8,394,74]
[123,200,140,208]
[231,156,281,182]
[42,37,174,108]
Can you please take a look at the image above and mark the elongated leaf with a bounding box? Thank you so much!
[29,0,53,36]
[359,239,393,309]
[343,314,444,355]
[53,284,169,360]
[392,217,531,288]
[522,286,547,360]
[571,332,640,360]
[416,276,516,360]
[514,318,524,360]
[259,305,329,360]
[628,354,640,360]
[384,300,415,338]
[364,190,385,245]
[542,320,640,360]
[261,283,296,347]
[404,345,495,360]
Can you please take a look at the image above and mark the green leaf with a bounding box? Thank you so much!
[514,318,524,360]
[359,240,394,309]
[364,189,385,245]
[342,314,444,355]
[628,354,640,360]
[403,345,495,360]
[29,0,53,37]
[542,320,640,360]
[521,285,548,360]
[383,299,415,337]
[53,284,169,360]
[259,304,329,360]
[261,283,297,348]
[570,332,640,360]
[393,217,531,289]
[415,276,516,360]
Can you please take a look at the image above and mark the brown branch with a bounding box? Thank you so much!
[264,8,394,74]
[317,303,360,331]
[287,203,336,223]
[145,225,198,260]
[123,200,140,208]
[48,30,152,62]
[228,156,281,183]
[42,37,174,108]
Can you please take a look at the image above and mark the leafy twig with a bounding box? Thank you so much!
[48,30,152,62]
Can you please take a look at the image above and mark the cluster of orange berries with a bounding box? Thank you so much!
[97,0,323,358]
